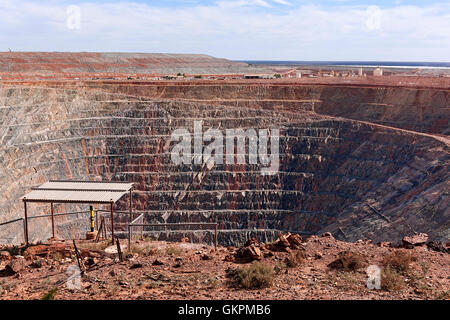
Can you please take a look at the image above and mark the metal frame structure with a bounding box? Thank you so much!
[21,180,133,245]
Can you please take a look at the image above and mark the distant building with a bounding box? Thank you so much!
[373,67,383,76]
[244,74,274,79]
[244,74,262,79]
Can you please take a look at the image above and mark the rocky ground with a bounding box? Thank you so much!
[0,233,448,300]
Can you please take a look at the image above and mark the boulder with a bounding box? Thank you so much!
[426,241,449,254]
[4,257,26,274]
[244,238,259,247]
[402,233,428,247]
[287,234,303,248]
[223,255,234,262]
[378,242,392,248]
[267,233,303,252]
[277,233,291,247]
[201,254,213,261]
[23,245,50,258]
[152,259,164,266]
[130,262,143,269]
[85,257,97,266]
[235,245,262,262]
[0,251,11,261]
[30,260,43,268]
[321,232,334,238]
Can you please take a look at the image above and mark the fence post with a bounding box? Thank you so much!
[23,200,29,246]
[128,224,131,249]
[110,202,114,245]
[215,223,218,251]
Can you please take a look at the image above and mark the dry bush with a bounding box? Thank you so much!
[381,266,405,292]
[3,245,22,256]
[166,246,182,256]
[80,240,110,251]
[327,251,367,271]
[284,250,305,268]
[436,290,450,300]
[130,245,158,256]
[382,250,413,275]
[226,262,275,289]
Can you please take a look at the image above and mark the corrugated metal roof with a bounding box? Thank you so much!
[21,180,133,203]
[40,181,133,191]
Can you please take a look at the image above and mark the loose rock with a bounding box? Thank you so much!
[403,233,428,248]
[152,259,164,266]
[130,262,143,269]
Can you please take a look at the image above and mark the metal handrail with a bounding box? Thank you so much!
[28,210,91,220]
[128,217,219,250]
[130,213,144,225]
[0,217,24,227]
[96,209,132,214]
[0,210,93,244]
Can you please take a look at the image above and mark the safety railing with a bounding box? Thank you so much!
[0,211,92,245]
[95,209,134,239]
[0,218,25,245]
[128,213,218,250]
[2,210,299,247]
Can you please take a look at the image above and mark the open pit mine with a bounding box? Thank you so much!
[0,53,449,246]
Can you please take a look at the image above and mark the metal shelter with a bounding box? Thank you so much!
[21,180,134,245]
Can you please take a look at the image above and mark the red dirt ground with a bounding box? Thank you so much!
[0,235,448,300]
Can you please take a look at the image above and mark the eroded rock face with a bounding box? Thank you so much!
[0,83,448,245]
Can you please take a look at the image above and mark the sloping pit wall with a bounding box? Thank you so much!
[0,85,448,244]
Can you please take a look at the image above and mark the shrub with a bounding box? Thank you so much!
[382,250,413,275]
[327,251,367,271]
[273,262,287,274]
[130,245,158,256]
[41,288,58,300]
[226,262,275,289]
[166,246,182,256]
[81,240,110,251]
[381,266,405,292]
[4,245,22,256]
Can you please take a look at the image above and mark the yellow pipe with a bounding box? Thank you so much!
[90,205,94,232]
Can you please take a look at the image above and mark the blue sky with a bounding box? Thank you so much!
[0,0,449,61]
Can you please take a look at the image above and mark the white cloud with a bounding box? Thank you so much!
[271,0,291,5]
[0,1,448,61]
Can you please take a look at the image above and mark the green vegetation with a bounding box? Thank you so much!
[41,288,58,300]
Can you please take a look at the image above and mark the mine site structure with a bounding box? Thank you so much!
[20,180,134,246]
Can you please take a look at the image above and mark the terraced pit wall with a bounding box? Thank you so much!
[0,82,448,244]
[82,81,449,135]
